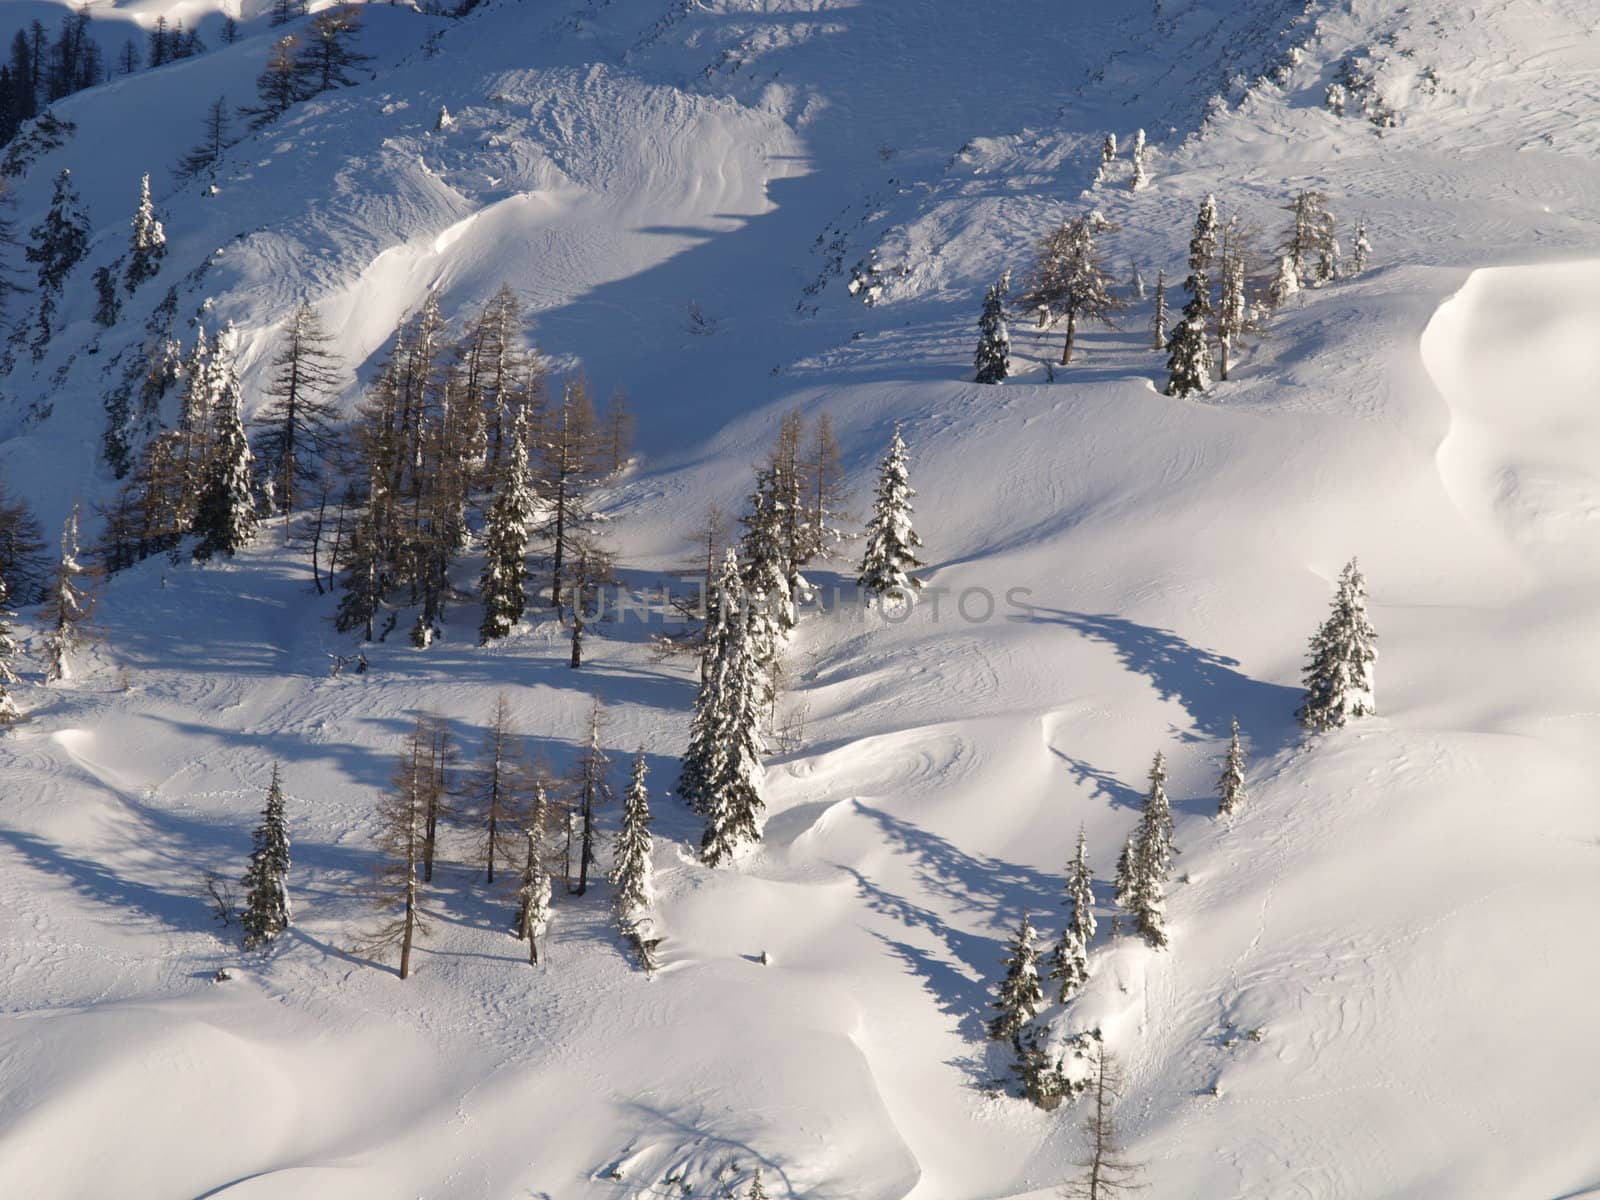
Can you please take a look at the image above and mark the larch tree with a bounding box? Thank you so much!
[1062,1046,1143,1199]
[1297,557,1377,731]
[564,535,613,670]
[175,97,234,182]
[123,173,165,294]
[420,714,455,884]
[534,378,603,619]
[804,412,849,562]
[612,748,657,970]
[973,276,1011,384]
[988,911,1044,1041]
[472,695,522,885]
[515,778,552,965]
[0,571,21,726]
[41,504,95,683]
[293,5,371,98]
[858,423,924,599]
[255,302,343,514]
[1014,211,1123,365]
[247,35,301,128]
[240,764,292,950]
[192,333,258,561]
[1050,826,1097,1004]
[362,717,433,979]
[1217,717,1247,816]
[569,697,612,896]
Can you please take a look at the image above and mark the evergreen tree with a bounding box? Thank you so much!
[1129,128,1148,191]
[1150,267,1168,351]
[92,263,120,327]
[255,302,342,514]
[41,504,94,683]
[804,412,849,562]
[1014,211,1124,365]
[1050,826,1096,1003]
[1215,217,1259,382]
[1351,220,1371,275]
[269,0,308,26]
[1062,1047,1143,1199]
[192,333,257,561]
[1217,717,1247,816]
[1267,253,1299,308]
[247,35,301,128]
[175,97,234,182]
[293,5,372,97]
[678,548,741,815]
[612,748,656,969]
[1096,131,1116,183]
[1111,832,1135,917]
[1123,751,1175,949]
[362,717,434,979]
[988,911,1044,1041]
[478,409,535,644]
[1163,314,1211,398]
[747,1166,769,1200]
[471,695,521,885]
[123,173,165,294]
[972,276,1010,384]
[240,764,292,950]
[25,168,88,294]
[0,571,21,727]
[740,464,796,669]
[516,780,552,964]
[1297,557,1377,731]
[570,697,611,896]
[857,423,924,598]
[1185,193,1219,312]
[1281,189,1336,288]
[697,587,768,867]
[0,478,49,606]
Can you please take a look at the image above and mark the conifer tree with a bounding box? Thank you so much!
[92,263,120,327]
[0,572,21,727]
[740,464,796,668]
[1215,217,1258,382]
[570,697,611,896]
[612,748,657,969]
[695,569,768,866]
[175,97,234,182]
[362,717,433,979]
[1297,557,1377,731]
[858,423,923,598]
[1351,220,1371,275]
[747,1166,769,1200]
[1123,752,1175,949]
[1129,128,1148,191]
[41,504,94,683]
[247,35,301,128]
[240,764,292,950]
[123,173,165,294]
[765,410,810,602]
[1050,827,1096,1004]
[1281,189,1336,288]
[25,168,88,294]
[988,911,1044,1041]
[255,302,342,513]
[678,548,741,815]
[294,5,371,97]
[1062,1047,1143,1199]
[1217,717,1247,816]
[1267,254,1299,308]
[516,780,552,964]
[1014,211,1123,365]
[804,413,849,562]
[471,695,521,885]
[1150,268,1168,351]
[1163,314,1211,398]
[192,335,257,561]
[973,276,1010,384]
[1112,832,1135,916]
[478,409,535,644]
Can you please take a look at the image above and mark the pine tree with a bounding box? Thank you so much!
[362,718,433,979]
[516,781,552,964]
[988,911,1044,1041]
[857,423,924,598]
[240,764,292,950]
[478,409,535,644]
[1267,254,1299,308]
[92,263,120,327]
[1297,557,1377,731]
[247,35,301,128]
[697,584,768,867]
[1097,131,1117,183]
[0,571,21,727]
[269,0,308,26]
[1215,217,1258,382]
[1129,128,1148,191]
[1014,211,1124,365]
[293,5,372,97]
[746,1166,770,1200]
[175,97,234,182]
[1150,268,1168,351]
[1185,193,1220,315]
[740,464,796,673]
[1062,1046,1143,1199]
[972,276,1010,384]
[570,697,611,896]
[123,173,165,294]
[1281,190,1336,288]
[1123,751,1175,949]
[678,548,741,815]
[255,303,343,514]
[25,168,88,294]
[1217,717,1247,816]
[472,695,522,885]
[612,748,657,969]
[1351,221,1371,275]
[41,504,94,683]
[1111,832,1135,917]
[1163,314,1211,398]
[1050,826,1096,1004]
[192,334,257,561]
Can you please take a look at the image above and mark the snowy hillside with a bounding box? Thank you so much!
[3,0,1600,1197]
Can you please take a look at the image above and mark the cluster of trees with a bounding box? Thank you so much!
[248,6,371,130]
[972,186,1371,398]
[0,484,96,700]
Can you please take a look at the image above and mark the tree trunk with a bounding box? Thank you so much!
[1061,309,1078,365]
[1218,335,1231,382]
[399,884,415,980]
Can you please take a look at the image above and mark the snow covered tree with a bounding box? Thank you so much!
[1150,268,1168,351]
[25,168,88,294]
[1185,193,1220,311]
[240,764,292,950]
[1111,833,1135,916]
[1128,262,1145,301]
[858,423,924,598]
[747,1166,769,1200]
[1351,220,1371,275]
[1050,826,1096,1003]
[1215,218,1258,382]
[123,173,164,294]
[569,697,612,896]
[1129,128,1148,191]
[0,571,21,727]
[294,5,372,97]
[515,779,552,965]
[1297,557,1378,731]
[678,548,741,815]
[612,748,657,970]
[362,717,434,979]
[192,336,257,561]
[175,97,234,182]
[988,911,1044,1041]
[471,695,522,885]
[972,276,1010,384]
[1267,254,1299,308]
[740,464,796,674]
[1163,314,1211,398]
[1122,751,1175,949]
[1096,131,1117,183]
[1062,1046,1143,1198]
[41,504,94,683]
[1015,211,1124,365]
[1281,190,1337,288]
[254,303,342,514]
[1217,717,1247,816]
[478,410,535,644]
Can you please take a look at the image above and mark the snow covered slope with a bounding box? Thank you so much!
[4,0,1600,1197]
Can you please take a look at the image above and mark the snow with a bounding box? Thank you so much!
[3,0,1600,1197]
